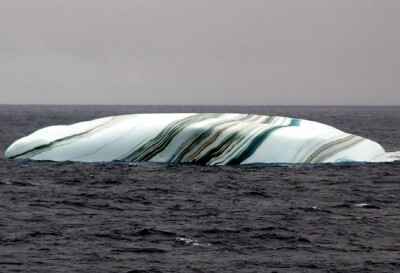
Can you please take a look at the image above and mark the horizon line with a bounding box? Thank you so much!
[0,103,399,107]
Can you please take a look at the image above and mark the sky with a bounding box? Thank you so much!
[1,0,399,105]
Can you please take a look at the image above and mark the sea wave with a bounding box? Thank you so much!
[386,151,400,162]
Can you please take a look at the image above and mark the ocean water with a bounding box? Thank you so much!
[0,105,399,273]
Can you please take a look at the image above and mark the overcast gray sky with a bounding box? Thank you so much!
[1,0,399,105]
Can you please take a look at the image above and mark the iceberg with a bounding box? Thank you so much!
[4,113,387,165]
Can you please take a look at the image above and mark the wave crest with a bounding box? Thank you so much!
[386,151,400,162]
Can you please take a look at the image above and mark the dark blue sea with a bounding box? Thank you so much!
[1,105,399,273]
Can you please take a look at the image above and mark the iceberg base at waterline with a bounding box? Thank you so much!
[5,113,388,165]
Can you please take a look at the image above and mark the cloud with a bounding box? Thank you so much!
[1,0,399,105]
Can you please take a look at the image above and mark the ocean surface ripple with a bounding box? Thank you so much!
[1,105,399,272]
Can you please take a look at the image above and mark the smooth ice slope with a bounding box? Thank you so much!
[5,113,387,164]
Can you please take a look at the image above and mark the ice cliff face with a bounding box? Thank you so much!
[5,113,387,164]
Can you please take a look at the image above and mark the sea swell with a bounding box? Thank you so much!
[1,105,399,272]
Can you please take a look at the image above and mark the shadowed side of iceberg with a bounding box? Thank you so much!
[5,113,388,165]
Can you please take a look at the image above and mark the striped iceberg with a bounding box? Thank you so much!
[5,113,387,164]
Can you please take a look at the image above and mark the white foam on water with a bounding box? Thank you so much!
[386,151,400,162]
[352,203,370,208]
[175,236,211,247]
